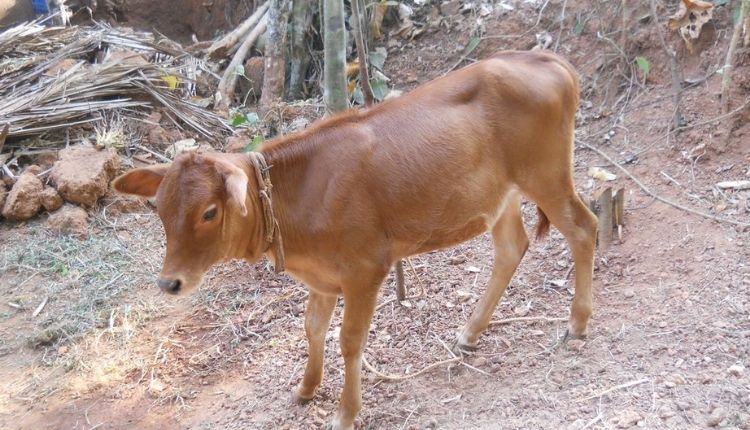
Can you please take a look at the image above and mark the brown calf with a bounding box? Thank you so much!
[114,50,597,429]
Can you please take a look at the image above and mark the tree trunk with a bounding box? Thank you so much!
[323,0,348,113]
[721,0,748,114]
[351,0,374,107]
[287,0,315,99]
[259,0,290,116]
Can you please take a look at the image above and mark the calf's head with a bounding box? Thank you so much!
[113,153,258,295]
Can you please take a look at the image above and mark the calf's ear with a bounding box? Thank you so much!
[112,164,170,198]
[215,160,248,217]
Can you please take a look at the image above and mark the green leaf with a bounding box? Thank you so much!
[370,79,390,102]
[251,135,263,151]
[230,113,248,127]
[352,86,364,105]
[369,48,388,71]
[574,14,585,35]
[245,112,260,126]
[465,37,481,55]
[635,56,650,75]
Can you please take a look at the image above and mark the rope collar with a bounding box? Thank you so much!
[248,151,285,273]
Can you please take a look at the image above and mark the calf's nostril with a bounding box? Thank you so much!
[157,278,182,294]
[171,279,182,292]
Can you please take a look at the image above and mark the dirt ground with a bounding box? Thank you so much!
[1,1,750,429]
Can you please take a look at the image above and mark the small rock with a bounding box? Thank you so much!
[148,378,166,395]
[612,409,642,428]
[456,289,473,302]
[472,356,488,367]
[707,407,727,427]
[40,186,63,212]
[46,204,88,238]
[665,373,686,387]
[658,405,676,419]
[567,339,586,352]
[2,169,44,221]
[50,146,120,207]
[513,305,530,316]
[448,255,466,265]
[675,400,692,411]
[728,364,745,377]
[102,194,147,216]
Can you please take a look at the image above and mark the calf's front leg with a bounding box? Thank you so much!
[294,291,337,403]
[331,285,380,430]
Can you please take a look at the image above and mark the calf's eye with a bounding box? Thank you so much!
[203,206,217,221]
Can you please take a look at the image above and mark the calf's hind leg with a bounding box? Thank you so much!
[536,194,597,338]
[457,195,529,350]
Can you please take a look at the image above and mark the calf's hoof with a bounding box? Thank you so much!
[327,415,355,430]
[562,329,587,343]
[453,342,477,355]
[291,387,315,405]
[452,334,478,355]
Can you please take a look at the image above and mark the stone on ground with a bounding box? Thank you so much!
[2,167,44,221]
[50,146,120,207]
[40,186,64,212]
[46,204,88,238]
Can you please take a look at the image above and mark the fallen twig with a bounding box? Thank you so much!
[133,144,172,163]
[580,141,750,228]
[578,378,649,402]
[32,296,48,317]
[489,316,567,326]
[362,354,461,381]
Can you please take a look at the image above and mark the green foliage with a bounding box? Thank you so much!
[369,48,387,71]
[370,79,389,101]
[352,86,364,105]
[243,134,264,152]
[574,12,585,35]
[465,37,481,55]
[230,111,260,127]
[635,56,651,76]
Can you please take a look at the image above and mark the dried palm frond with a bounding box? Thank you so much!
[0,20,231,146]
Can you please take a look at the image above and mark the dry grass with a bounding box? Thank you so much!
[0,213,163,346]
